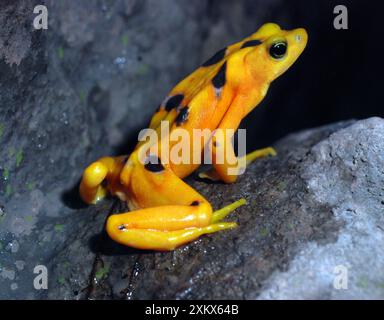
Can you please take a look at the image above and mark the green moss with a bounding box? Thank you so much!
[0,242,3,250]
[8,147,15,157]
[0,123,4,138]
[26,182,35,191]
[121,34,129,46]
[276,181,288,192]
[263,202,273,210]
[356,277,369,289]
[259,227,269,237]
[79,90,86,104]
[57,276,66,285]
[5,184,12,197]
[25,215,33,222]
[136,64,149,76]
[3,168,10,180]
[54,224,64,232]
[16,150,23,167]
[58,46,64,59]
[95,266,109,281]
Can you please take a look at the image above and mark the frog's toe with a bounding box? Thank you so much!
[245,146,277,165]
[211,198,246,223]
[198,169,221,181]
[83,162,108,188]
[79,161,108,204]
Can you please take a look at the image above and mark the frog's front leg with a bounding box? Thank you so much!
[106,158,245,251]
[200,95,277,183]
[199,146,277,181]
[80,155,127,204]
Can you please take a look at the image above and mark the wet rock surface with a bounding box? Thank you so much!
[1,0,280,299]
[1,1,383,300]
[45,117,384,300]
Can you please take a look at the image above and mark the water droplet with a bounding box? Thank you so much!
[113,57,127,69]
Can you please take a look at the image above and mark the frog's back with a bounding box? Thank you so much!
[134,30,266,178]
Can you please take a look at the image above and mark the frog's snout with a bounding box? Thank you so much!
[293,28,308,48]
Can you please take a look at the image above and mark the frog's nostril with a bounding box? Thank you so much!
[295,34,302,42]
[118,224,126,231]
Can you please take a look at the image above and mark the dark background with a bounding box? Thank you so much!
[102,0,384,151]
[241,0,383,148]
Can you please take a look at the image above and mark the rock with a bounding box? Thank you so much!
[0,0,282,299]
[44,117,384,299]
[1,0,383,300]
[259,117,384,299]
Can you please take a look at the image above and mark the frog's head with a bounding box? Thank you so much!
[244,23,308,82]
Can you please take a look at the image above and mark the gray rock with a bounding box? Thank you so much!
[0,0,282,300]
[45,117,384,300]
[259,117,384,299]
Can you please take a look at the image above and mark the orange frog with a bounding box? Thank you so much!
[80,23,307,251]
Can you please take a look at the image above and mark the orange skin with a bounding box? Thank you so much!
[80,23,308,251]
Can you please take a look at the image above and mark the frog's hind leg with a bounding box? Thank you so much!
[107,221,238,251]
[106,196,245,251]
[106,160,245,250]
[80,155,127,204]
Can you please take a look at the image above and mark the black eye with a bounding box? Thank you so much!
[269,41,287,59]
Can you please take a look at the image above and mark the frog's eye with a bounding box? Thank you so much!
[269,41,287,60]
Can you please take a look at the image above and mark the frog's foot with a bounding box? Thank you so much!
[80,156,127,204]
[198,147,276,182]
[244,146,277,165]
[80,161,108,204]
[198,169,221,181]
[106,199,246,251]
